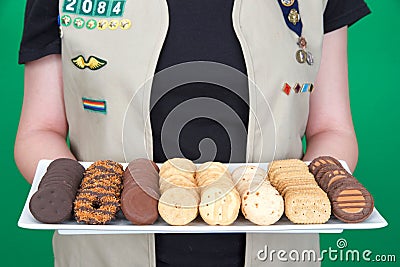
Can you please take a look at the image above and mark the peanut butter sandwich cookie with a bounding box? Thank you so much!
[268,159,331,224]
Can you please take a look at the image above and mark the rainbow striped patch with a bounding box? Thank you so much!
[82,98,107,114]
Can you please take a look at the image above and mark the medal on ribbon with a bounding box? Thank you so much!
[277,0,314,65]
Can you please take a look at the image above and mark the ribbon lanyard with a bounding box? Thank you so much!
[277,0,313,65]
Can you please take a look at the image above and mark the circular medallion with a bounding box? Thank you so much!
[296,49,307,64]
[281,0,295,7]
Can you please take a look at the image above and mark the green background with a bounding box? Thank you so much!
[1,0,398,266]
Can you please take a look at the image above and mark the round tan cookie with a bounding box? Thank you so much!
[196,170,231,186]
[158,187,199,226]
[241,184,284,225]
[197,162,228,173]
[160,158,196,179]
[199,186,240,225]
[160,177,197,194]
[232,165,267,183]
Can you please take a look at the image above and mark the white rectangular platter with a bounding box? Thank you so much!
[18,160,387,235]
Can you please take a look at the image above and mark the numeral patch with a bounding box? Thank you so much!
[63,0,126,17]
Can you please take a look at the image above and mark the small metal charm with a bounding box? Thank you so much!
[306,51,314,65]
[288,9,300,25]
[281,0,295,7]
[297,36,307,49]
[296,49,307,64]
[293,83,302,93]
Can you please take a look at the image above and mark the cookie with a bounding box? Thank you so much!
[284,190,331,224]
[74,160,123,224]
[29,186,74,224]
[314,164,342,184]
[158,187,199,226]
[268,159,307,175]
[29,159,85,224]
[328,183,374,223]
[121,159,160,225]
[121,186,159,225]
[319,169,349,192]
[241,184,284,225]
[308,156,343,176]
[160,158,196,178]
[199,186,240,226]
[197,161,228,173]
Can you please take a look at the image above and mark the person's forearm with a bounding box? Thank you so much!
[303,130,358,172]
[15,130,75,184]
[15,55,72,184]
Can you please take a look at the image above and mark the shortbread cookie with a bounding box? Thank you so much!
[199,185,240,225]
[158,187,199,226]
[241,184,284,225]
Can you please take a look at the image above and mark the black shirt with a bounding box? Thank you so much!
[19,1,370,266]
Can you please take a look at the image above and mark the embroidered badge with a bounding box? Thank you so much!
[71,55,107,70]
[63,0,126,18]
[61,15,72,27]
[73,17,85,29]
[109,19,119,30]
[82,98,107,113]
[98,19,109,30]
[120,19,132,30]
[86,19,97,30]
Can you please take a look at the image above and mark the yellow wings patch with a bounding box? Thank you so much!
[71,55,107,71]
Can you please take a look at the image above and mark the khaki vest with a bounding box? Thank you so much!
[56,0,328,266]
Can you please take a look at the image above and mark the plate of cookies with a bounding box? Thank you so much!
[18,156,387,234]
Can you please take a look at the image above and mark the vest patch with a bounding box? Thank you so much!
[61,16,131,31]
[71,55,107,70]
[60,15,72,27]
[82,98,107,113]
[62,0,126,18]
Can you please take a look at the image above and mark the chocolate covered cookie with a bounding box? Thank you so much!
[328,183,374,223]
[29,158,84,223]
[121,159,160,225]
